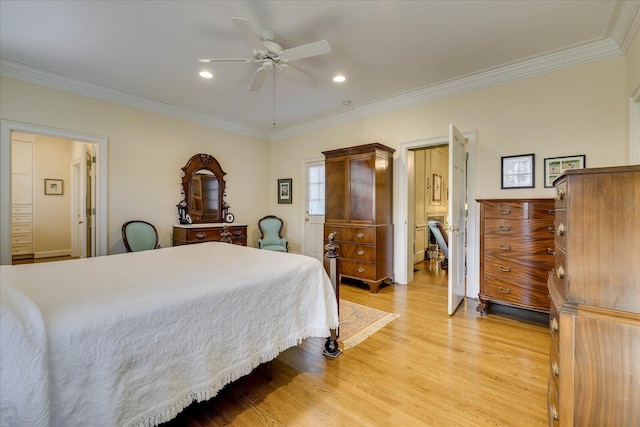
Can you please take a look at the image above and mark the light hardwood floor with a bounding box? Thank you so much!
[163,260,551,427]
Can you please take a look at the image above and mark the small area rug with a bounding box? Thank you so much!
[338,300,399,350]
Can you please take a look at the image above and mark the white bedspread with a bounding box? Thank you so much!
[0,243,338,427]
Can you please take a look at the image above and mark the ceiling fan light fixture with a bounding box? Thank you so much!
[333,75,346,83]
[199,71,214,79]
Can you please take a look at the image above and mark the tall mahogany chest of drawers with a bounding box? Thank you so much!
[323,143,394,293]
[547,166,639,426]
[477,198,556,314]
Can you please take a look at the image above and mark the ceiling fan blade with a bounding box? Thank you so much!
[231,17,266,52]
[281,40,331,62]
[248,67,269,91]
[197,58,251,63]
[281,64,317,87]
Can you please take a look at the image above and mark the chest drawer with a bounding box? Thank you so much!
[482,276,549,309]
[483,254,553,283]
[482,202,527,219]
[483,236,555,257]
[484,219,555,239]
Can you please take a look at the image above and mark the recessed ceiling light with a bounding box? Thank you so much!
[199,71,213,79]
[333,75,346,83]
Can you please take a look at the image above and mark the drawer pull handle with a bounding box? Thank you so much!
[550,404,559,421]
[498,225,511,231]
[547,248,555,255]
[557,224,565,236]
[357,267,365,273]
[547,209,555,215]
[497,286,511,294]
[499,209,512,215]
[547,226,555,233]
[551,360,559,377]
[356,233,364,238]
[498,265,511,272]
[556,188,566,201]
[556,266,564,279]
[498,244,511,251]
[550,318,559,333]
[357,250,365,256]
[194,232,207,239]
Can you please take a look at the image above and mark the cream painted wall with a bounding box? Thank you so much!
[0,53,631,259]
[33,135,72,256]
[272,57,628,254]
[0,76,270,253]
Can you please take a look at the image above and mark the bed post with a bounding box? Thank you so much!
[323,232,342,358]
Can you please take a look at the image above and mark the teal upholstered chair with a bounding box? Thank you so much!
[122,220,161,252]
[258,215,289,252]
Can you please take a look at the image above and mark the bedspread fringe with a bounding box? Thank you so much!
[134,329,331,427]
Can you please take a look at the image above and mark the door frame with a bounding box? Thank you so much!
[301,157,325,261]
[395,131,479,299]
[0,120,108,265]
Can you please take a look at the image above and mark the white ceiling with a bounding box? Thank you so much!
[1,1,638,139]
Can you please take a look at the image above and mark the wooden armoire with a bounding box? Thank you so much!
[323,143,394,293]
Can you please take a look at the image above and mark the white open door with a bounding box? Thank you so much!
[302,160,325,262]
[448,124,467,315]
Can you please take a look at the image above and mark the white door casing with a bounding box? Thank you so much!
[0,120,107,265]
[302,159,325,262]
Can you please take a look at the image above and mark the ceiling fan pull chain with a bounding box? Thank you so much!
[273,70,276,128]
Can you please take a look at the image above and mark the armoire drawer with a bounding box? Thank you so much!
[340,259,376,281]
[482,202,527,219]
[11,244,33,255]
[338,243,375,262]
[11,234,32,244]
[324,226,374,244]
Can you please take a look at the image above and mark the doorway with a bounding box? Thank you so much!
[0,120,108,265]
[396,130,478,301]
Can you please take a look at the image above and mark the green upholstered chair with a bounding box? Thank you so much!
[122,220,161,252]
[258,215,289,252]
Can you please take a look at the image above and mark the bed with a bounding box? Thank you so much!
[0,242,339,427]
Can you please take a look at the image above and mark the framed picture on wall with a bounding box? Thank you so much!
[501,153,535,189]
[44,178,64,195]
[432,174,442,201]
[278,178,292,204]
[543,155,585,187]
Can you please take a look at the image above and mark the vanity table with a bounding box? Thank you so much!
[173,223,247,246]
[174,153,247,246]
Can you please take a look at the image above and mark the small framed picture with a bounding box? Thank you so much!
[543,155,586,187]
[278,178,292,204]
[501,154,535,189]
[432,173,442,202]
[44,178,64,195]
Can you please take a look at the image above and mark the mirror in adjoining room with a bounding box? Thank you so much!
[178,154,226,224]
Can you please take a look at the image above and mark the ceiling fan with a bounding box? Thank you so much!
[198,17,331,92]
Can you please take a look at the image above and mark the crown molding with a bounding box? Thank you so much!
[271,38,623,141]
[0,59,269,140]
[0,33,628,143]
[610,0,640,52]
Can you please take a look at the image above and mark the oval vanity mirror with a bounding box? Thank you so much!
[179,154,226,224]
